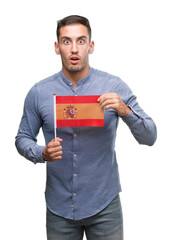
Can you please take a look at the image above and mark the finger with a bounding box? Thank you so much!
[47,150,63,161]
[50,155,63,162]
[51,138,63,143]
[97,95,108,104]
[99,99,116,108]
[47,145,63,154]
[98,93,117,103]
[55,137,63,143]
[50,150,63,158]
[48,140,63,148]
[104,104,117,110]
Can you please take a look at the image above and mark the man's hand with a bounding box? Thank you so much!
[98,93,131,117]
[43,138,63,162]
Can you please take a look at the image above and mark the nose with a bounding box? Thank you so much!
[71,41,78,53]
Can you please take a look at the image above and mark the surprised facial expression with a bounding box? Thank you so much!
[55,24,94,73]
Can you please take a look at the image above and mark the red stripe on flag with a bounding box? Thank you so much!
[56,95,100,104]
[56,119,104,127]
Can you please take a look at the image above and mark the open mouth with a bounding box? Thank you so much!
[70,56,80,64]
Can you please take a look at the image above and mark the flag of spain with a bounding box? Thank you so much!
[54,95,104,127]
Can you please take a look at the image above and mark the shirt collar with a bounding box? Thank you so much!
[60,67,95,87]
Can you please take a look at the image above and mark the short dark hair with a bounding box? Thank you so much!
[56,15,91,42]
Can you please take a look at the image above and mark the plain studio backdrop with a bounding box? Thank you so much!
[0,0,171,239]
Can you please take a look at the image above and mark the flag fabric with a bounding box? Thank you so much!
[54,95,104,127]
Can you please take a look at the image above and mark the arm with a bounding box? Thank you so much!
[15,85,45,163]
[15,85,63,163]
[98,83,157,146]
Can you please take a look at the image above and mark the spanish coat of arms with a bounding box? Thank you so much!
[63,105,77,119]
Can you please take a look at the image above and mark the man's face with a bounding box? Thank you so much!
[55,24,94,73]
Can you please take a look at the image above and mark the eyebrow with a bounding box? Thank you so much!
[61,35,87,41]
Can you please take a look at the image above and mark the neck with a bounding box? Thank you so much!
[62,65,90,90]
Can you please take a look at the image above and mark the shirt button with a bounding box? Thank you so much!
[69,82,73,86]
[74,133,77,137]
[74,173,77,177]
[74,154,77,158]
[73,193,76,196]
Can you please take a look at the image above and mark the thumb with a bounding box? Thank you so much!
[57,137,63,142]
[52,138,63,142]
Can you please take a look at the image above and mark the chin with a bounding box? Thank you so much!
[67,65,85,73]
[69,67,82,73]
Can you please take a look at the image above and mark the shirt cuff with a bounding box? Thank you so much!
[35,145,46,164]
[120,107,141,125]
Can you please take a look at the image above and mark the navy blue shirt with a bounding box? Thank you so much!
[15,67,157,220]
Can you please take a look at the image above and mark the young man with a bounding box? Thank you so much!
[15,15,157,240]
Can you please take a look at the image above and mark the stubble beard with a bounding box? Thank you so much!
[65,65,83,73]
[61,55,89,73]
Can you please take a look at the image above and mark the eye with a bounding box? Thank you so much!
[64,39,70,45]
[78,39,84,44]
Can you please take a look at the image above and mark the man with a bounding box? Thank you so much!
[15,15,157,240]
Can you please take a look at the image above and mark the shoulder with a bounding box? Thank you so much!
[25,72,61,104]
[92,68,133,98]
[93,68,127,88]
[94,68,119,80]
[35,72,61,88]
[27,71,62,95]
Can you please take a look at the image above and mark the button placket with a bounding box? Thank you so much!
[71,128,79,217]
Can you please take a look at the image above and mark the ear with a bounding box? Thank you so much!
[54,41,60,55]
[89,41,95,54]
